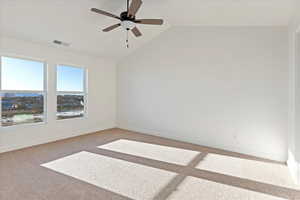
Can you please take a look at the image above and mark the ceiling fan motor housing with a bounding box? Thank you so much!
[120,11,135,21]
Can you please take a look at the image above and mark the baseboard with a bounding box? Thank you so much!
[287,150,300,184]
[0,125,116,153]
[117,122,286,162]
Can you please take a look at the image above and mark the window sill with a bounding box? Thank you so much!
[55,115,88,122]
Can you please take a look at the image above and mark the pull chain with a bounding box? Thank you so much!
[126,29,129,48]
[126,0,130,48]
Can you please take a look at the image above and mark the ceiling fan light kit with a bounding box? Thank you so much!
[121,20,136,30]
[91,0,164,48]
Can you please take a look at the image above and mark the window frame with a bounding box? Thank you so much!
[0,55,48,128]
[55,64,88,121]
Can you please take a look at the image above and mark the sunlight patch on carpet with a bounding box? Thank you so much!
[98,139,199,165]
[196,153,299,189]
[167,176,287,200]
[41,151,177,200]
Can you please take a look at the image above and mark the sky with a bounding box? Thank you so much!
[57,65,84,92]
[1,57,84,92]
[1,57,44,91]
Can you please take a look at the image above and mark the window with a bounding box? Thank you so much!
[0,56,46,127]
[56,65,86,120]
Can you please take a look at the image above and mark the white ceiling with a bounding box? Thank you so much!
[0,0,294,60]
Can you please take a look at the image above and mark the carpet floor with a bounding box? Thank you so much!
[0,128,299,200]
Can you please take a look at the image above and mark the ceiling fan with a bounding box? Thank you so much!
[91,0,164,47]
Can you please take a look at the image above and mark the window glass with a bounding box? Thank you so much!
[56,65,86,120]
[1,57,46,127]
[1,93,44,127]
[1,57,44,91]
[57,65,84,92]
[57,94,84,120]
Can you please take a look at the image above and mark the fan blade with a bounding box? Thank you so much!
[91,8,120,20]
[128,0,143,17]
[103,23,121,32]
[135,19,163,25]
[131,27,142,37]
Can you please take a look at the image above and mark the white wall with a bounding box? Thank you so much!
[0,36,116,153]
[288,0,300,184]
[117,27,289,162]
[0,27,290,164]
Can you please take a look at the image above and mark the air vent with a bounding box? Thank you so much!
[53,40,70,47]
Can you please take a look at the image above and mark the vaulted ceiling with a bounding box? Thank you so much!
[0,0,294,60]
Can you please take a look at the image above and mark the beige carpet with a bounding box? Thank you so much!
[0,128,299,200]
